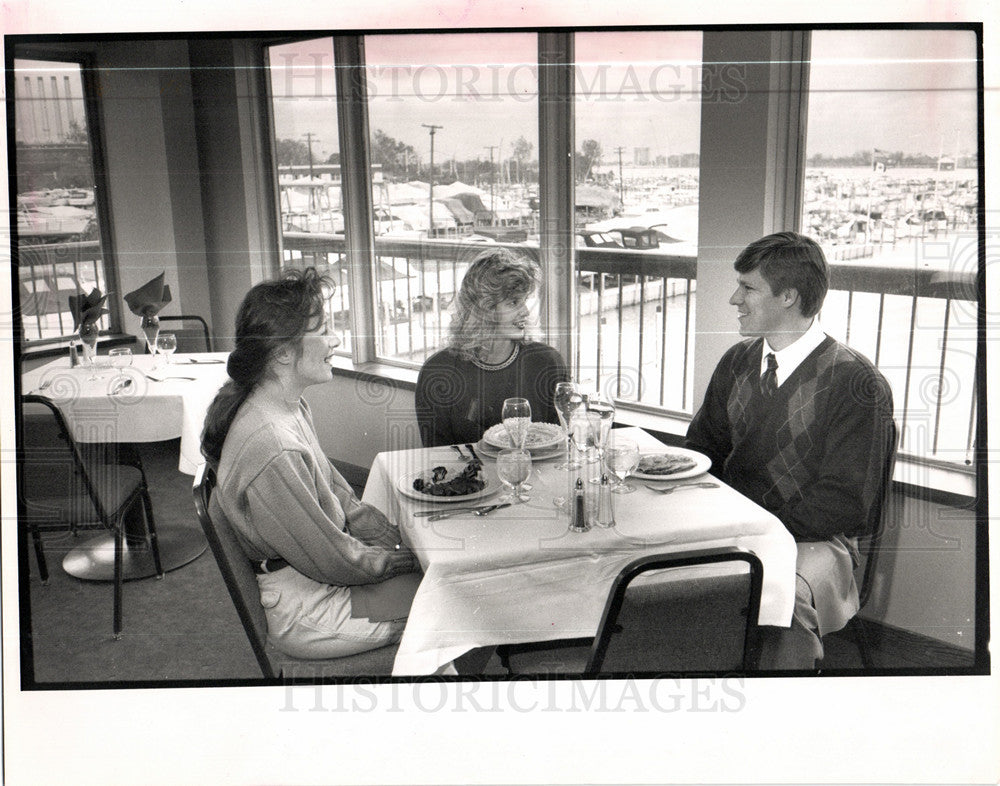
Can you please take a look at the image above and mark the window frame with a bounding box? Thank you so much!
[12,47,124,347]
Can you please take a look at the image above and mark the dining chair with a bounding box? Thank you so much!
[833,417,899,668]
[20,395,164,639]
[498,546,764,676]
[154,314,212,353]
[192,464,399,680]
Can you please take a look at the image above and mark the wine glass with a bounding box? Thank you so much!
[501,397,532,450]
[496,448,532,503]
[109,347,133,391]
[585,389,616,479]
[140,315,160,367]
[553,381,583,471]
[156,333,177,365]
[569,409,600,465]
[78,323,100,380]
[604,437,641,494]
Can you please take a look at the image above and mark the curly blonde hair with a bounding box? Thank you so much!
[448,248,539,360]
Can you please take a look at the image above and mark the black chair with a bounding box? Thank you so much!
[499,546,764,676]
[154,314,212,353]
[21,395,163,638]
[835,417,899,668]
[192,464,399,679]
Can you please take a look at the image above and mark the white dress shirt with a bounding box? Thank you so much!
[760,319,828,389]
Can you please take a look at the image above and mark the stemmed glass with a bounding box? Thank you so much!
[585,389,616,479]
[569,410,600,465]
[79,323,100,380]
[604,437,641,494]
[501,397,532,450]
[109,347,133,392]
[496,448,532,503]
[553,381,583,471]
[156,333,177,365]
[140,315,160,367]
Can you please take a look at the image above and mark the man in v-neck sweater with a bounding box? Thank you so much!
[686,232,895,670]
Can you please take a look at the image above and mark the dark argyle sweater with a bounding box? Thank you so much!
[415,341,569,447]
[686,335,894,542]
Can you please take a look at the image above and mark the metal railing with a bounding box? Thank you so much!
[282,231,979,465]
[16,240,110,342]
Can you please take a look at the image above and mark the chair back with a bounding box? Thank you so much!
[585,546,764,675]
[192,463,276,679]
[857,417,899,609]
[157,314,212,353]
[21,395,109,523]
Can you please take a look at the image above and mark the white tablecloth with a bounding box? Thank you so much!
[22,352,230,475]
[362,427,797,676]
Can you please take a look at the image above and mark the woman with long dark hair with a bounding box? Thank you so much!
[202,268,419,659]
[415,247,569,446]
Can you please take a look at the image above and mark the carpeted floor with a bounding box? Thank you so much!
[23,440,262,685]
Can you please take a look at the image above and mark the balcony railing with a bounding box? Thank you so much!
[280,231,977,466]
[16,240,111,342]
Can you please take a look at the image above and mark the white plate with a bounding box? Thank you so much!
[482,421,564,451]
[475,438,565,461]
[629,447,712,481]
[396,462,499,504]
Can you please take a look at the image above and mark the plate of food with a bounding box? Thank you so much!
[397,460,498,504]
[482,421,564,452]
[630,447,712,481]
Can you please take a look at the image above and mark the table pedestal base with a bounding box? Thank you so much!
[62,527,207,582]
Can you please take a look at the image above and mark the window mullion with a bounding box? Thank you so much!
[333,35,377,364]
[537,32,576,369]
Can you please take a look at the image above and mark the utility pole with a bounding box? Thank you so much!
[614,146,626,208]
[484,145,498,221]
[423,124,443,237]
[303,132,318,180]
[303,133,320,211]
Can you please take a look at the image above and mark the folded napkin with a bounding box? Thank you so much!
[124,271,172,317]
[67,287,109,330]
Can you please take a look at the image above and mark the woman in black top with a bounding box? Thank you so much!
[415,248,569,447]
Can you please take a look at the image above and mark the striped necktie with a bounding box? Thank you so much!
[760,352,778,396]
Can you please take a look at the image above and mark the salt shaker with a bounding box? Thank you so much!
[596,474,615,528]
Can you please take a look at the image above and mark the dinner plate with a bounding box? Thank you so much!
[396,462,499,504]
[475,438,565,461]
[629,447,712,481]
[482,421,564,451]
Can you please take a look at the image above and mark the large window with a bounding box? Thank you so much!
[802,30,979,465]
[266,38,353,354]
[574,31,702,413]
[13,57,114,343]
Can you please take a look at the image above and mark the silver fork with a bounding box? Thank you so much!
[642,481,719,494]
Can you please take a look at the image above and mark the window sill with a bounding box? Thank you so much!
[324,358,977,508]
[20,333,141,362]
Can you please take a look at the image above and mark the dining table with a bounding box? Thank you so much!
[20,350,231,581]
[362,426,798,676]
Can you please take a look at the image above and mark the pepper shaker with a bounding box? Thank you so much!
[569,477,590,532]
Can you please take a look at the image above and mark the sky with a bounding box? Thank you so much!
[267,27,979,165]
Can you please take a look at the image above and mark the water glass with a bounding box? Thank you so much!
[604,437,641,494]
[496,448,532,503]
[569,410,600,463]
[140,315,160,366]
[156,333,178,364]
[553,381,583,470]
[109,347,133,389]
[501,397,532,450]
[79,324,100,380]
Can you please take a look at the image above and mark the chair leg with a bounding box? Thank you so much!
[29,525,49,585]
[113,520,124,640]
[846,616,876,669]
[141,488,164,578]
